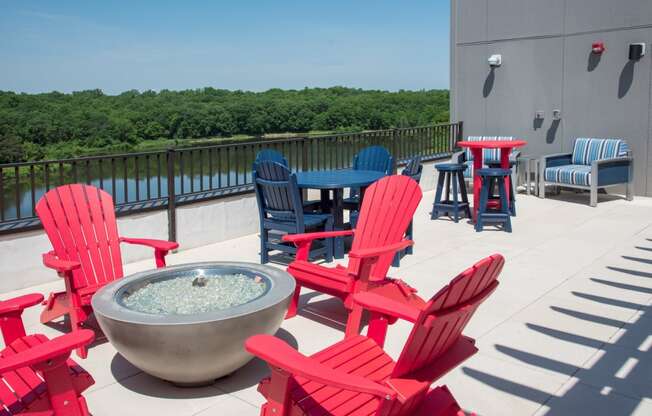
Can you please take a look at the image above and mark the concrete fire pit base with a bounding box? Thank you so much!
[92,262,295,386]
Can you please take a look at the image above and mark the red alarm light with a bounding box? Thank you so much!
[592,42,606,54]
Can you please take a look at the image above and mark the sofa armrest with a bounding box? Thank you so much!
[593,156,634,187]
[594,156,633,167]
[541,153,573,168]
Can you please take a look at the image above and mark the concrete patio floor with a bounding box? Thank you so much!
[3,189,652,415]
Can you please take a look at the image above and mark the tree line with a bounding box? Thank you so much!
[0,87,449,163]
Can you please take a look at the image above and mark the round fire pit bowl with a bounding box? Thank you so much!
[92,262,295,386]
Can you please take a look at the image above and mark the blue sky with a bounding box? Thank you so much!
[0,1,450,94]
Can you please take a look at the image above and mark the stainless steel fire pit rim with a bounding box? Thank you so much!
[91,261,295,326]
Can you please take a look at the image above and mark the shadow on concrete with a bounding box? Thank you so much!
[463,237,651,414]
[606,266,652,278]
[590,278,652,294]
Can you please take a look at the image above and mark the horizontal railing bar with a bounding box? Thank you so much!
[0,122,461,234]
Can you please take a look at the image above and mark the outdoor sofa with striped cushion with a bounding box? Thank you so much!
[540,138,633,206]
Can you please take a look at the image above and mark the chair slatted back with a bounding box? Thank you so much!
[254,161,302,221]
[253,149,288,171]
[401,156,423,183]
[391,254,504,378]
[353,146,394,174]
[36,184,124,290]
[348,175,422,281]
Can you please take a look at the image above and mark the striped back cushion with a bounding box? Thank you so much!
[464,136,515,163]
[571,138,629,165]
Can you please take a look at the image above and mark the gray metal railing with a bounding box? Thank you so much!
[0,121,463,238]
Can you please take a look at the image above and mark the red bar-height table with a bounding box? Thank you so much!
[457,140,527,221]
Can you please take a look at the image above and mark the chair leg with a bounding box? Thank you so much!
[36,358,91,416]
[325,219,334,262]
[498,179,512,233]
[70,302,88,359]
[590,184,598,207]
[509,174,516,216]
[432,171,445,219]
[260,229,269,264]
[405,222,414,254]
[367,313,389,347]
[345,305,364,339]
[285,285,302,319]
[459,171,472,219]
[476,178,489,232]
[452,173,459,223]
[539,161,546,199]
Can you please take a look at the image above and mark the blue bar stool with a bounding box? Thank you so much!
[432,163,471,222]
[476,168,512,232]
[487,161,517,216]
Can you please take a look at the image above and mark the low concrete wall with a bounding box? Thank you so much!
[0,157,447,293]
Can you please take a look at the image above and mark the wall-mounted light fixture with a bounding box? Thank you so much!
[488,54,502,67]
[629,43,646,60]
[591,42,606,54]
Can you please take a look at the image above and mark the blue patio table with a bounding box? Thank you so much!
[296,169,386,258]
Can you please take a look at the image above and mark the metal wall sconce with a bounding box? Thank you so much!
[488,54,502,67]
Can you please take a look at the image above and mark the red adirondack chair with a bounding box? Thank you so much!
[246,254,504,416]
[36,184,179,358]
[283,175,422,337]
[0,293,95,415]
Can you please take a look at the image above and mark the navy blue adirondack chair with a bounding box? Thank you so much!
[395,156,423,256]
[254,149,321,211]
[253,149,288,168]
[254,161,334,264]
[343,146,394,210]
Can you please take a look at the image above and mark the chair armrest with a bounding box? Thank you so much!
[42,251,81,274]
[119,237,179,252]
[120,237,179,268]
[282,230,355,244]
[451,150,465,164]
[352,292,421,323]
[540,153,572,168]
[348,240,414,260]
[0,330,95,374]
[246,335,396,398]
[0,294,44,316]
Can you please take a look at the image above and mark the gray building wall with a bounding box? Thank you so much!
[450,0,652,196]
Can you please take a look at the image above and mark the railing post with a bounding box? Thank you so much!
[456,121,464,149]
[166,149,177,243]
[301,138,309,200]
[392,128,399,173]
[301,138,309,172]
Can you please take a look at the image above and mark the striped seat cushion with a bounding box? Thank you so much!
[544,164,592,186]
[571,138,629,165]
[464,136,515,164]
